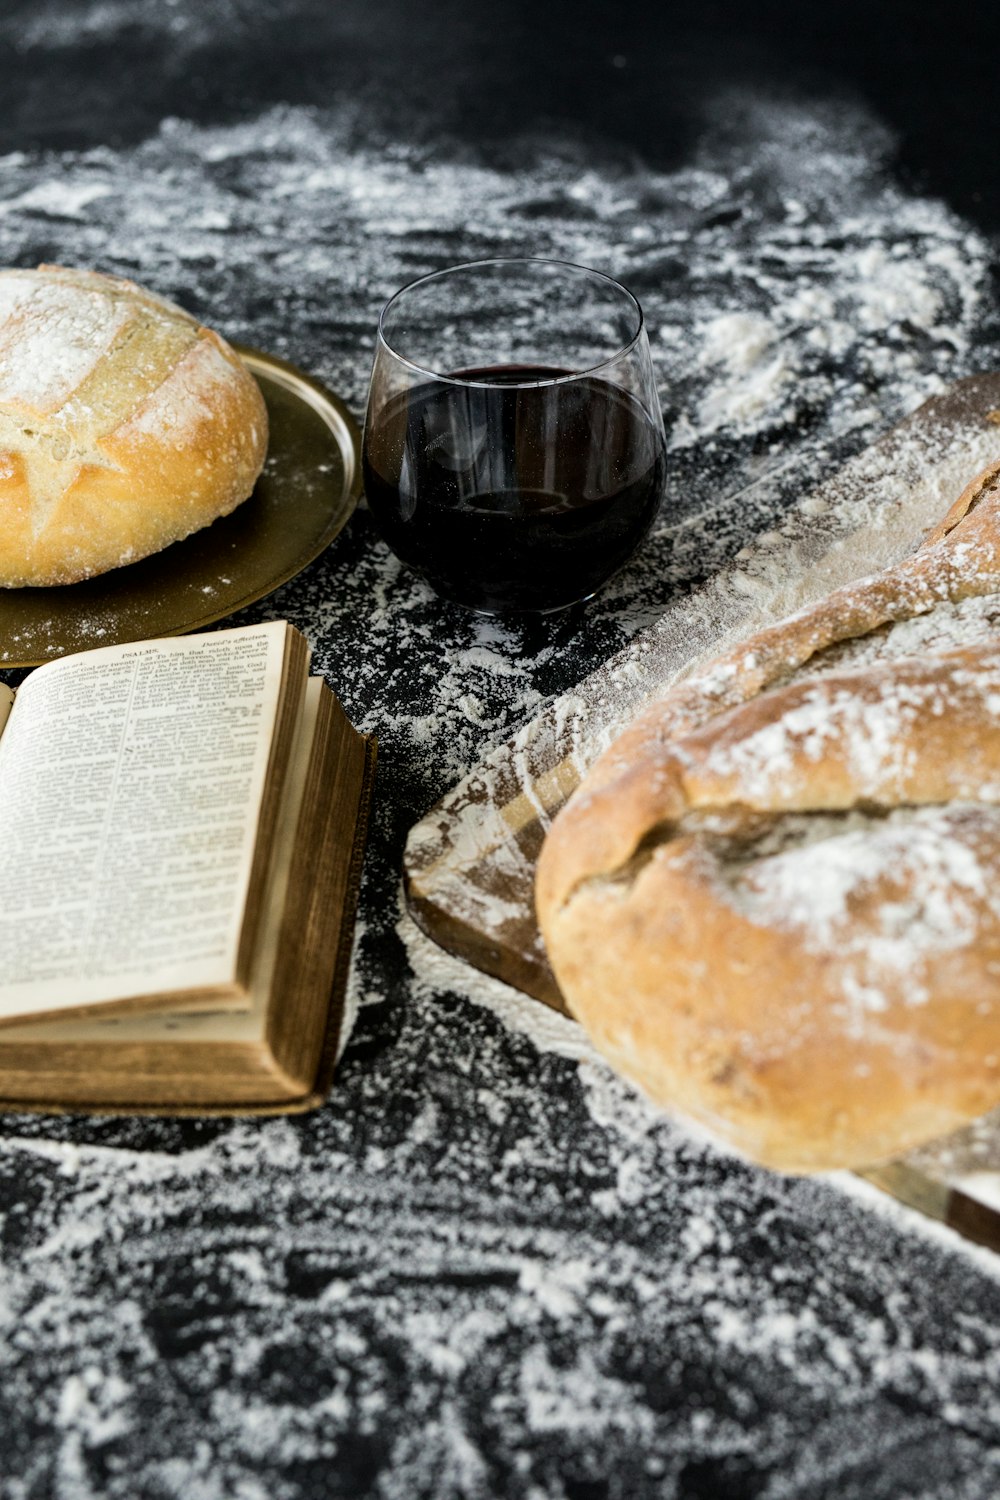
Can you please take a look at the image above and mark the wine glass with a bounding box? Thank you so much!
[362,257,667,615]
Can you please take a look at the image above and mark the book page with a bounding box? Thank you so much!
[0,678,324,1049]
[0,683,13,738]
[0,621,289,1021]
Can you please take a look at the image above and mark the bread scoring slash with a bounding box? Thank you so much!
[537,460,1000,1173]
[0,265,268,586]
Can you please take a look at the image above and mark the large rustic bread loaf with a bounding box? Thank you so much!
[536,461,1000,1173]
[0,265,268,586]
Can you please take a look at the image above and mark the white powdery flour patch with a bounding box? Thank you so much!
[0,89,988,461]
[397,904,599,1064]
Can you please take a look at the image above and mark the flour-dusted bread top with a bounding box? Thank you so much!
[536,461,1000,1173]
[0,266,268,586]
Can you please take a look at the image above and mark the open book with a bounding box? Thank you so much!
[0,620,375,1113]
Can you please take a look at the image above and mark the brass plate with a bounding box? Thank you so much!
[0,346,362,669]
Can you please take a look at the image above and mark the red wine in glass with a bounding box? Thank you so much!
[364,363,665,614]
[363,259,667,614]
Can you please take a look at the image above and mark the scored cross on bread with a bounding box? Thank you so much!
[536,460,1000,1172]
[0,265,267,586]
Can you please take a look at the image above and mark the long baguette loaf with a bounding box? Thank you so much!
[536,461,1000,1172]
[0,265,268,586]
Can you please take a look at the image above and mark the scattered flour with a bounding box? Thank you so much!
[397,905,598,1066]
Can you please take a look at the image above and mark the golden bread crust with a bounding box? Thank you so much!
[536,461,1000,1171]
[0,265,268,586]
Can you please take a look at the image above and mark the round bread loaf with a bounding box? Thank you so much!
[0,265,268,586]
[537,462,1000,1172]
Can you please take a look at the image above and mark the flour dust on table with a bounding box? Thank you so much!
[0,72,1000,1500]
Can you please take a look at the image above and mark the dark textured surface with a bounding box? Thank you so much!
[1,4,1000,1497]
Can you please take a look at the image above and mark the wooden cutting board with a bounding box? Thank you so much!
[404,374,1000,1252]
